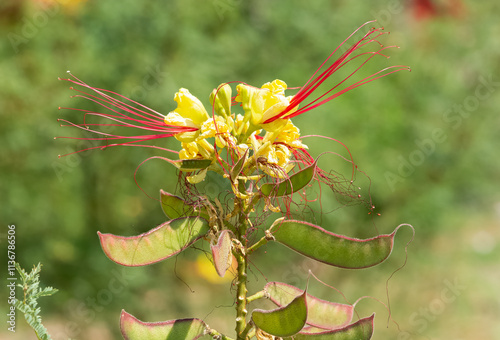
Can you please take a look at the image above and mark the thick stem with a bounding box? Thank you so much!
[235,197,250,340]
[240,321,254,340]
[235,250,248,339]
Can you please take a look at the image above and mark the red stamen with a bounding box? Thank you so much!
[57,72,197,156]
[264,21,410,124]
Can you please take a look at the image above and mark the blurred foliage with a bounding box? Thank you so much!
[1,0,499,339]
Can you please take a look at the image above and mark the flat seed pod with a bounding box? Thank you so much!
[120,310,208,340]
[211,230,232,277]
[272,220,396,269]
[284,314,374,340]
[265,282,353,329]
[98,217,209,266]
[252,290,308,337]
[260,162,315,197]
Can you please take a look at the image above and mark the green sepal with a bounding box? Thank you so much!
[98,217,209,266]
[260,162,315,196]
[178,159,212,172]
[272,220,396,269]
[120,310,208,340]
[252,289,307,337]
[230,149,249,181]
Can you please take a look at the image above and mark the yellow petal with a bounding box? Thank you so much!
[261,79,287,96]
[235,79,294,126]
[172,88,209,125]
[274,120,308,149]
[198,116,231,139]
[179,142,200,159]
[164,111,200,142]
[164,111,198,128]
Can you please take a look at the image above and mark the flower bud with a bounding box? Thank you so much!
[209,83,232,118]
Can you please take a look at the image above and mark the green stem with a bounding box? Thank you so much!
[240,321,254,340]
[247,217,282,255]
[247,290,265,303]
[247,235,270,255]
[246,327,256,339]
[235,196,252,340]
[235,250,248,339]
[207,328,235,340]
[233,172,266,339]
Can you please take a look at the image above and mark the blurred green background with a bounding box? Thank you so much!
[1,0,499,339]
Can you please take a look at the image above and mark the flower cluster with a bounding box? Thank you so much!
[58,22,409,187]
[163,79,307,177]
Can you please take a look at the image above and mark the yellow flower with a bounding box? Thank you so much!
[234,114,249,136]
[235,79,297,130]
[164,88,210,142]
[267,144,292,167]
[198,116,232,140]
[252,134,291,168]
[273,120,308,149]
[179,142,200,159]
[258,143,295,177]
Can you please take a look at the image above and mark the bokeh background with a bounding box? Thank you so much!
[1,0,499,339]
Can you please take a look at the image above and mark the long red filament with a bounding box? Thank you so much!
[57,72,197,156]
[263,22,410,124]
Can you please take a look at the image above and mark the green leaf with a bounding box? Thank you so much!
[98,217,209,266]
[178,159,212,172]
[252,290,307,337]
[260,163,315,196]
[211,230,232,277]
[285,314,374,339]
[14,263,57,340]
[230,149,248,181]
[272,220,396,269]
[265,282,353,330]
[120,310,208,340]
